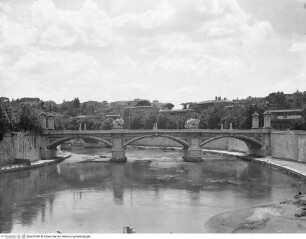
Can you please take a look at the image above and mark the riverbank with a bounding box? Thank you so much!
[204,195,306,233]
[202,149,306,180]
[0,152,71,174]
[203,149,306,233]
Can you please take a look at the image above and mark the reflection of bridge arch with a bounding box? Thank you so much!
[123,134,190,148]
[47,136,113,149]
[200,135,262,149]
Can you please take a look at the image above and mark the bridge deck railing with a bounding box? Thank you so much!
[44,129,265,135]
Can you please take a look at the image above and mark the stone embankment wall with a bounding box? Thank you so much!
[130,136,249,152]
[271,131,306,163]
[0,133,43,165]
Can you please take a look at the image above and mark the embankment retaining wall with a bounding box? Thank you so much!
[271,131,306,162]
[0,133,43,165]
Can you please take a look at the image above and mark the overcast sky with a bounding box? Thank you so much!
[0,0,306,107]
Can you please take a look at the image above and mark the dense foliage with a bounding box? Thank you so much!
[18,103,43,133]
[0,104,9,140]
[135,100,151,107]
[130,113,157,129]
[1,93,306,139]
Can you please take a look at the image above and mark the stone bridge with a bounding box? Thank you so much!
[41,128,271,162]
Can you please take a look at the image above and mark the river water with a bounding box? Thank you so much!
[0,147,305,233]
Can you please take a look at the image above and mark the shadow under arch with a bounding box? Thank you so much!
[200,135,262,150]
[123,134,190,148]
[47,136,113,149]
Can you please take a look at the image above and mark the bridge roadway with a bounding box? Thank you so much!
[41,128,271,162]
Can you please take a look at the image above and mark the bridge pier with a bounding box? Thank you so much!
[39,136,58,160]
[111,149,126,162]
[183,136,203,162]
[183,148,203,162]
[40,148,58,160]
[249,129,271,157]
[111,129,127,163]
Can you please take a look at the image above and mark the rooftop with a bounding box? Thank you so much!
[269,109,306,113]
[197,100,234,104]
[159,109,194,113]
[126,106,153,109]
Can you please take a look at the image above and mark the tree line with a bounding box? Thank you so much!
[1,92,306,140]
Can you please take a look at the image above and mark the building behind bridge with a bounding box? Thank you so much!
[182,96,242,113]
[270,109,306,130]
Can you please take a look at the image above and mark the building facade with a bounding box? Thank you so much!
[270,109,306,130]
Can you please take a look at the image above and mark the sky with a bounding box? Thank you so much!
[0,0,306,107]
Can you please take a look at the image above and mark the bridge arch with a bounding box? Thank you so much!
[47,135,113,149]
[123,134,190,148]
[200,135,262,150]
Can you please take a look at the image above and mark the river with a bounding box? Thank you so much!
[0,147,305,233]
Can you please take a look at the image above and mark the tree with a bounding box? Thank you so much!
[199,111,209,129]
[208,114,221,129]
[199,108,224,129]
[293,120,306,130]
[0,104,10,140]
[131,116,144,129]
[223,106,247,129]
[241,103,265,129]
[163,103,175,110]
[65,117,79,130]
[102,118,113,130]
[54,114,67,130]
[18,103,42,133]
[136,100,151,106]
[157,113,168,129]
[73,97,81,109]
[144,112,156,129]
[265,92,289,107]
[165,120,177,129]
[83,117,102,130]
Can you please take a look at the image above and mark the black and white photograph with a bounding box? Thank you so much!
[1,0,306,235]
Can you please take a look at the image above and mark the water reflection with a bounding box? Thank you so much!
[112,164,125,204]
[0,148,305,233]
